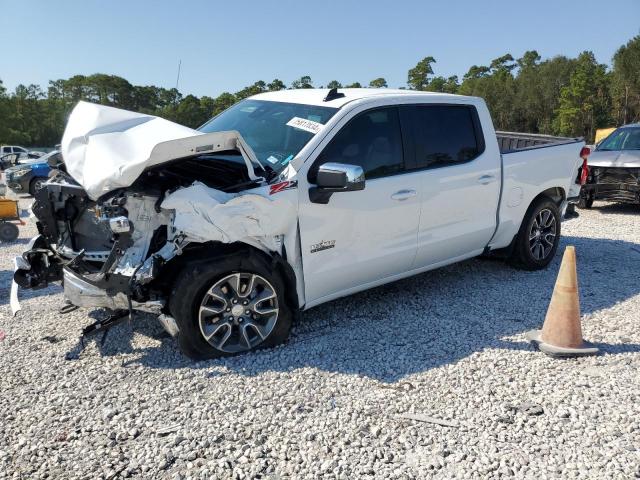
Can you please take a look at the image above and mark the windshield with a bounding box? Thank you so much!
[596,127,640,151]
[198,100,338,174]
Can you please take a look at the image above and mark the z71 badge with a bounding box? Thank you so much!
[269,180,298,195]
[310,240,336,253]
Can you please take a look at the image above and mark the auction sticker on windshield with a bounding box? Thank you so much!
[286,117,324,134]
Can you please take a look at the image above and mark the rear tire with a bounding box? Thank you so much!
[0,222,19,242]
[169,249,293,360]
[509,197,561,271]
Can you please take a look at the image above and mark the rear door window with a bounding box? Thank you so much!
[403,105,484,170]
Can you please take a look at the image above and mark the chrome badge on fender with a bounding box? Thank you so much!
[310,240,336,253]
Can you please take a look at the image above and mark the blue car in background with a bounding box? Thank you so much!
[5,150,59,196]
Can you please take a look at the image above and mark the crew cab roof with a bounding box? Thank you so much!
[252,88,462,108]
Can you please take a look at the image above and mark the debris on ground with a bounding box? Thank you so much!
[396,413,460,428]
[156,425,181,437]
[510,402,545,416]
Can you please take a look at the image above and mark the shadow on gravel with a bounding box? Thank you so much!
[1,237,33,246]
[69,234,640,381]
[591,202,640,216]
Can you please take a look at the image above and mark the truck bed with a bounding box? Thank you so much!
[497,131,582,154]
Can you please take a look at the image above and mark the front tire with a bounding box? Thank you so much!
[29,178,44,196]
[510,197,561,270]
[169,250,293,360]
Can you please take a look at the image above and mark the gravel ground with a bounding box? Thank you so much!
[1,192,639,480]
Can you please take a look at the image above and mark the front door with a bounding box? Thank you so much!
[298,106,421,306]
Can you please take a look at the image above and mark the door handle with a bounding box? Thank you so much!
[477,174,496,185]
[391,189,417,201]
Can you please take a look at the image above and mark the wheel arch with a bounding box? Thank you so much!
[534,186,565,207]
[488,186,565,259]
[160,241,300,314]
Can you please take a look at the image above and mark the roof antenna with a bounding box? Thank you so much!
[323,87,345,102]
[175,59,182,90]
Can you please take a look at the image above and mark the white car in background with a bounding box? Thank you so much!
[14,89,587,358]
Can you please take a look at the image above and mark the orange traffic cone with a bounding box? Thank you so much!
[526,246,599,357]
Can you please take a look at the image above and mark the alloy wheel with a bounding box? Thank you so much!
[198,272,279,353]
[529,208,557,261]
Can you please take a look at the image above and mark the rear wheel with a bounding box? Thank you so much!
[169,251,293,359]
[510,198,560,270]
[0,222,19,242]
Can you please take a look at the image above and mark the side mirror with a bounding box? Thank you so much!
[310,162,365,204]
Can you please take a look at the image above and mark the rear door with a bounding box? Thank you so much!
[401,103,501,267]
[298,106,422,306]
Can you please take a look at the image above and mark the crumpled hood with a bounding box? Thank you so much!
[588,150,640,168]
[61,101,259,200]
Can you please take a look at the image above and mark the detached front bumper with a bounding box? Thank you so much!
[62,267,163,314]
[12,235,166,316]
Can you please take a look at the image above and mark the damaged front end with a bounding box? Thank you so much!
[12,103,300,330]
[13,169,187,316]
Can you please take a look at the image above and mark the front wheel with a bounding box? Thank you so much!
[169,251,293,359]
[29,178,45,196]
[510,198,561,270]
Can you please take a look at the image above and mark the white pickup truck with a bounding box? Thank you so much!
[13,89,587,358]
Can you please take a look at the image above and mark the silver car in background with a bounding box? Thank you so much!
[579,124,640,208]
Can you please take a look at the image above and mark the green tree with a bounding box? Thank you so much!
[369,77,388,88]
[462,65,490,81]
[490,54,516,74]
[209,92,237,116]
[459,55,518,130]
[555,51,611,140]
[235,80,266,100]
[326,80,342,89]
[517,50,541,70]
[426,75,458,93]
[290,76,313,89]
[267,79,286,91]
[407,56,436,90]
[611,35,640,124]
[344,82,362,88]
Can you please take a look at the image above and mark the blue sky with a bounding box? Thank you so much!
[1,0,638,97]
